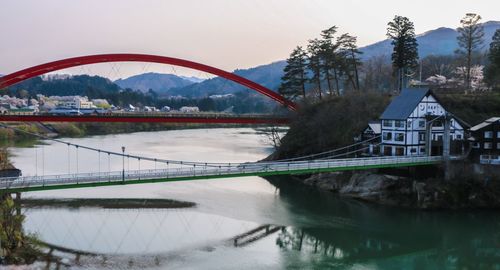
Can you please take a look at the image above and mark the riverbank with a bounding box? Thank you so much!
[274,165,500,209]
[267,92,500,209]
[18,198,196,209]
[0,121,274,148]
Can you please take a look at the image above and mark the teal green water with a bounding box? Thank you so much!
[8,128,500,269]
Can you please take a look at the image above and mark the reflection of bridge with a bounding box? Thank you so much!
[0,113,290,125]
[1,156,442,193]
[20,220,284,268]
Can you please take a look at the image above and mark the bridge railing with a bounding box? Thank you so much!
[0,155,443,191]
[4,111,288,119]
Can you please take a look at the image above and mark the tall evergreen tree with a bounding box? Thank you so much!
[338,33,363,91]
[279,46,309,100]
[386,15,419,92]
[319,26,341,96]
[456,13,485,89]
[485,29,500,89]
[307,39,324,99]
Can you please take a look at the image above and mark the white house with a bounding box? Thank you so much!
[180,106,200,113]
[358,121,381,155]
[380,88,466,156]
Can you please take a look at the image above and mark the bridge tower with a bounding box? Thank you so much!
[425,114,452,180]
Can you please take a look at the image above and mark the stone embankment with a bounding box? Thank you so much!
[297,167,500,209]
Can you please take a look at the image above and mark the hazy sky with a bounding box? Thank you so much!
[1,0,499,79]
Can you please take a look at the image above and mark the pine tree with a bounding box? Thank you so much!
[485,29,500,89]
[387,15,419,92]
[319,26,341,96]
[456,13,485,90]
[307,39,324,99]
[338,33,363,91]
[279,46,309,100]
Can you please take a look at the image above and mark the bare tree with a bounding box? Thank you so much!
[456,13,485,90]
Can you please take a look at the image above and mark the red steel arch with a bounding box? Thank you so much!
[0,54,297,110]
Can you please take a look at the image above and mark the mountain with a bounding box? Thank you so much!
[180,76,205,83]
[114,72,200,93]
[8,75,121,96]
[360,21,500,59]
[168,61,287,97]
[167,21,500,97]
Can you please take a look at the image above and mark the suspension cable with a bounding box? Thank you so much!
[0,123,237,167]
[273,135,381,162]
[2,123,386,169]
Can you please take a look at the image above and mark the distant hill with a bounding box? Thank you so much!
[7,21,498,99]
[114,72,201,93]
[360,21,500,59]
[167,61,287,97]
[167,21,500,97]
[179,76,205,83]
[8,75,120,96]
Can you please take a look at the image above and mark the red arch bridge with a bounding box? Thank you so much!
[0,54,296,124]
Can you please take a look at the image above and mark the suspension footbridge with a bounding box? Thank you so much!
[0,123,447,193]
[0,155,442,193]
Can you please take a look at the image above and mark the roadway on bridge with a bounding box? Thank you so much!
[0,113,290,124]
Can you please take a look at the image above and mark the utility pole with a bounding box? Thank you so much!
[122,146,125,183]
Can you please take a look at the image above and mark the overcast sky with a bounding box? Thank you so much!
[1,0,499,79]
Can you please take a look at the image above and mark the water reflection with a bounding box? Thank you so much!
[3,128,500,269]
[2,184,500,269]
[271,177,500,269]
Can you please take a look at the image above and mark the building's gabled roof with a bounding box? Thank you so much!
[380,88,431,120]
[367,121,381,134]
[470,117,500,131]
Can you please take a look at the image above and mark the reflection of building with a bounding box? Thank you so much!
[379,88,465,156]
[470,117,500,165]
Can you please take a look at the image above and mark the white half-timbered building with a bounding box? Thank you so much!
[380,88,465,156]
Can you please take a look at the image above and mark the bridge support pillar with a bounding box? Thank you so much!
[425,121,433,156]
[443,114,451,181]
[12,192,22,216]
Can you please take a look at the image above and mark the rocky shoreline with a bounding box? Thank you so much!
[286,167,500,209]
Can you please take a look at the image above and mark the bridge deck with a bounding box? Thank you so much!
[0,113,290,124]
[0,156,442,193]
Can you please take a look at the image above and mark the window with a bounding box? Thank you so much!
[383,146,392,156]
[485,131,493,139]
[395,147,405,156]
[497,132,500,138]
[472,142,480,149]
[434,121,443,127]
[419,120,425,128]
[410,148,417,153]
[484,142,493,149]
[383,120,393,128]
[383,132,392,141]
[395,133,405,142]
[419,132,426,142]
[497,143,500,150]
[420,147,426,153]
[456,134,462,140]
[395,120,405,128]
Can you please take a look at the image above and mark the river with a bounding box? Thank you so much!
[7,128,500,269]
